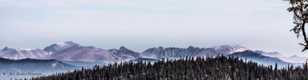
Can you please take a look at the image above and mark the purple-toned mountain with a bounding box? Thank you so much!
[0,41,140,62]
[109,46,141,61]
[0,41,291,66]
[44,41,116,62]
[0,42,296,80]
[141,45,248,59]
[0,47,50,60]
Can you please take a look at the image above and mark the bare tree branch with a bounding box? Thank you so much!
[287,0,308,52]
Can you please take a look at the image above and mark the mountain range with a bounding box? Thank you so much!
[0,41,292,65]
[0,41,296,79]
[0,41,249,62]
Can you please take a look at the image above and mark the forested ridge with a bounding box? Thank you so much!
[32,56,308,80]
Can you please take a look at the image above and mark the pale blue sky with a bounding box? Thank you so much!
[0,0,303,55]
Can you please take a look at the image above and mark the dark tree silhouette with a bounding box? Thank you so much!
[288,0,308,51]
[31,56,308,80]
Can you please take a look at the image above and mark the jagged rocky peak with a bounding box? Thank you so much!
[141,45,250,59]
[111,46,137,53]
[119,46,129,51]
[109,46,129,52]
[117,46,139,54]
[144,46,200,52]
[145,46,203,52]
[44,41,80,52]
[108,46,140,60]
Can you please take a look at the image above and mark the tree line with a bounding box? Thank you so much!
[32,56,308,80]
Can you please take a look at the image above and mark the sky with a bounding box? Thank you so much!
[0,0,305,55]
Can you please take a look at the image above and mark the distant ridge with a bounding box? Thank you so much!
[0,41,291,65]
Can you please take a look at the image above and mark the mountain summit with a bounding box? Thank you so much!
[44,41,80,53]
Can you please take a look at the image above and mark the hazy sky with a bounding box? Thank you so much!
[0,0,304,55]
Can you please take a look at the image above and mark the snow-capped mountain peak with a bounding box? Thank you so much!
[44,41,80,53]
[55,41,79,47]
